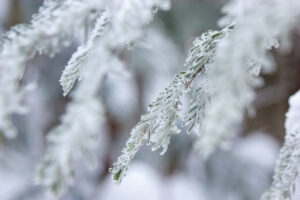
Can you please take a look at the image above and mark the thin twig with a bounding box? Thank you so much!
[185,66,204,89]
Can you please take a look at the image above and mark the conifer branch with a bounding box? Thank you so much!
[110,28,231,184]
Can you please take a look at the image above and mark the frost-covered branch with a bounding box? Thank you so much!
[110,27,231,184]
[59,11,109,96]
[0,0,104,138]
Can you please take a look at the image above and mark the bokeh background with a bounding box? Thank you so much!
[1,0,300,199]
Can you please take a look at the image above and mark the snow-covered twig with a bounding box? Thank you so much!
[110,27,231,184]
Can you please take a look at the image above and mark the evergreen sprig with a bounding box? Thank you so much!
[110,28,230,184]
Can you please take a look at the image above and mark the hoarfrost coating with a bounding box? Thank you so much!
[110,27,232,184]
[1,0,300,199]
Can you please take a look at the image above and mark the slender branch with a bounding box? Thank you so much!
[185,65,204,89]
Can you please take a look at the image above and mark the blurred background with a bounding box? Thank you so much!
[1,0,300,199]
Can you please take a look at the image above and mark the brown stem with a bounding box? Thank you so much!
[185,66,204,89]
